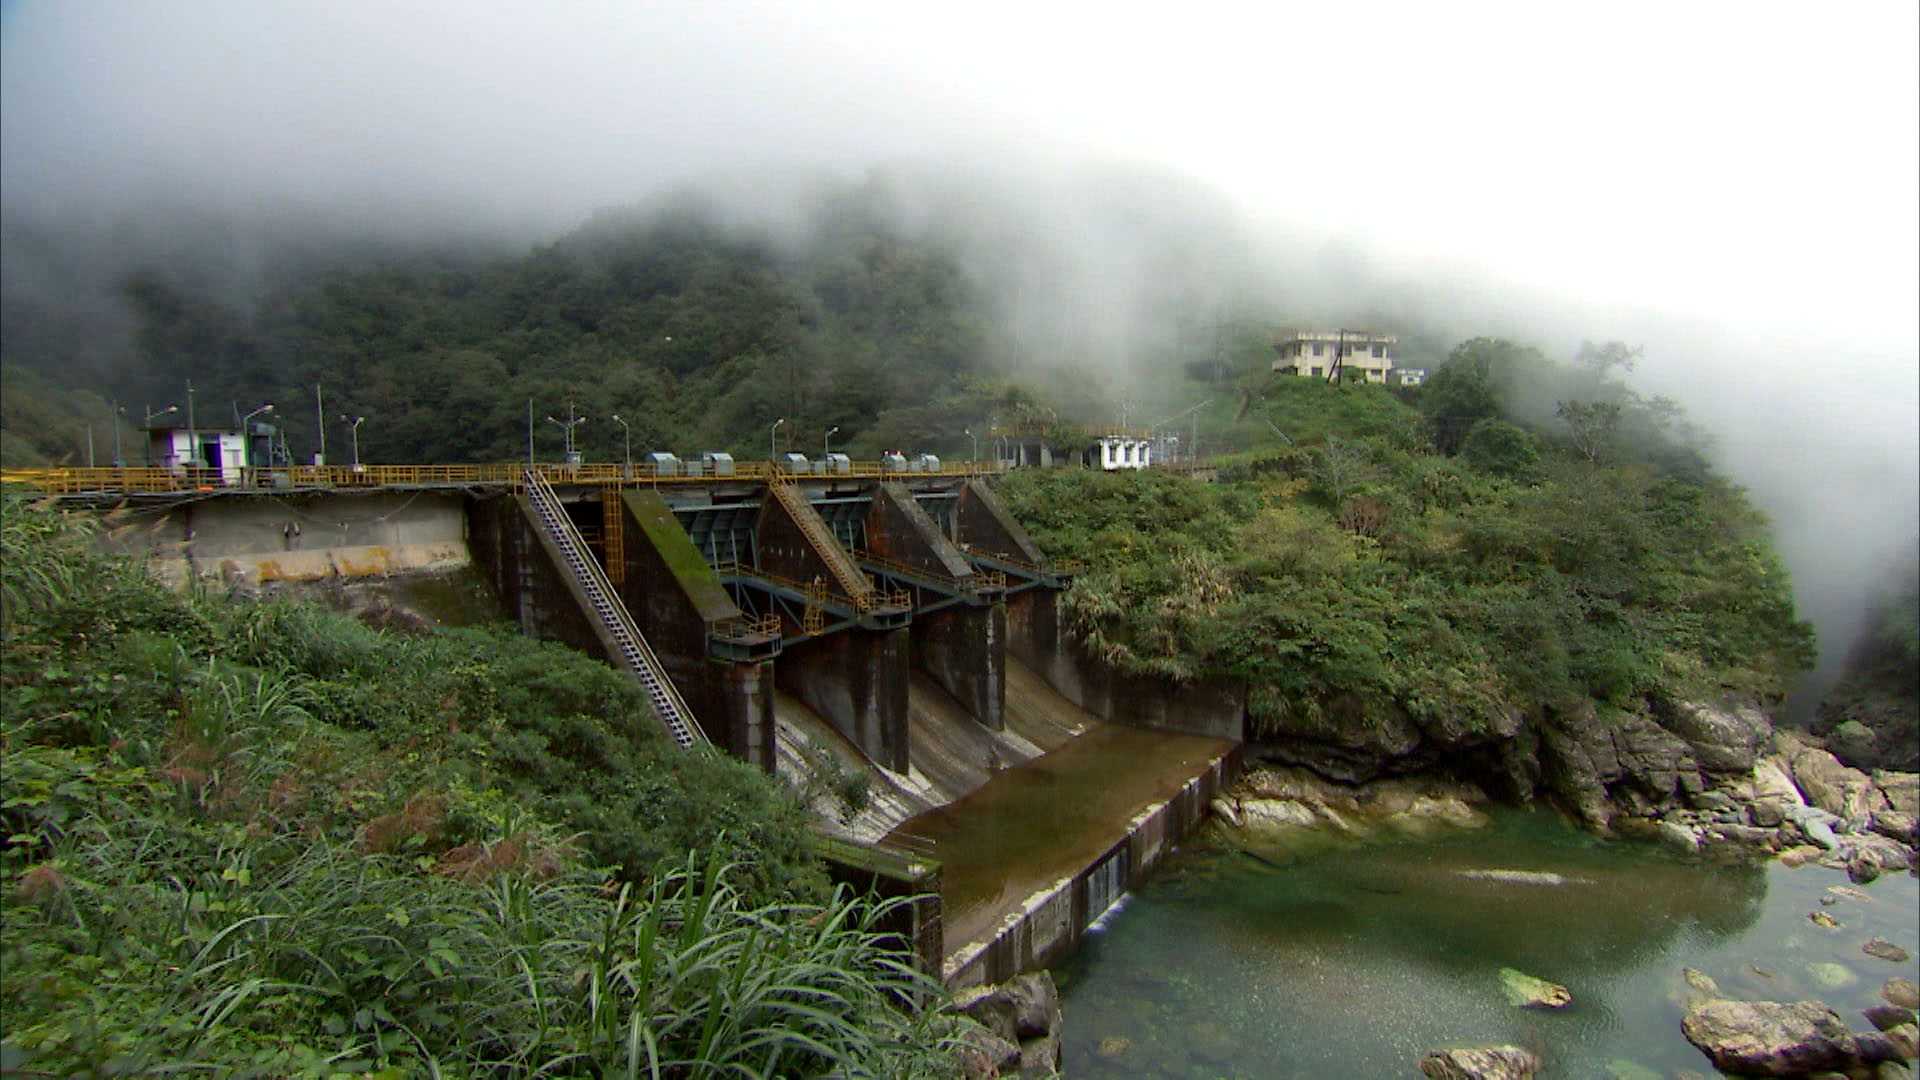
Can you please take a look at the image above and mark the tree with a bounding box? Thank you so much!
[1459,417,1540,479]
[1556,400,1622,465]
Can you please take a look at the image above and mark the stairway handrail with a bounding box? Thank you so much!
[523,468,705,746]
[764,475,875,605]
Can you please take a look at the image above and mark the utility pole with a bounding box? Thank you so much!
[185,379,197,468]
[316,384,327,465]
[110,400,124,467]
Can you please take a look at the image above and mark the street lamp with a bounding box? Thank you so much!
[963,428,977,465]
[109,400,125,467]
[610,413,632,477]
[545,402,587,463]
[823,425,839,458]
[770,417,785,461]
[240,403,275,468]
[339,415,365,468]
[142,404,177,466]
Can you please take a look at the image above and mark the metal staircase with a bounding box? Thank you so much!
[766,474,876,606]
[523,469,706,748]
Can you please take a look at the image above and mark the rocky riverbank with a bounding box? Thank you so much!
[1233,698,1919,881]
[1213,705,1920,1080]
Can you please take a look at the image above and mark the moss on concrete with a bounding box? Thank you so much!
[623,489,738,622]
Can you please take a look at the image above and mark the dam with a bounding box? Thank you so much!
[6,461,1246,984]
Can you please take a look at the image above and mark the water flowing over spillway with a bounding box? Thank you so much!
[774,656,1091,841]
[1054,809,1920,1077]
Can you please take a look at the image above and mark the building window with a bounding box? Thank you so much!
[1311,343,1323,356]
[1310,366,1322,377]
[1372,344,1385,358]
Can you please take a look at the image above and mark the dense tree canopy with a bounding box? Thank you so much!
[1000,353,1815,739]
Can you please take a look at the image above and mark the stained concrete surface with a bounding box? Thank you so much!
[889,724,1236,955]
[776,656,1097,842]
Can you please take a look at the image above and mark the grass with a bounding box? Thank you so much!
[1,487,971,1076]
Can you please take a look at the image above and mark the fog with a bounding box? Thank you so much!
[4,1,1916,705]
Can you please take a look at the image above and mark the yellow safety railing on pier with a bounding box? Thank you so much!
[0,460,1000,497]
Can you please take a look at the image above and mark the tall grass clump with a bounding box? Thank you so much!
[2,489,963,1075]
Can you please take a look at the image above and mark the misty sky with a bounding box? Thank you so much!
[4,1,1917,690]
[5,1,1915,349]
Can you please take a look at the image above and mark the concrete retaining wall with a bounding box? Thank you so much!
[943,744,1243,989]
[1006,589,1245,740]
[467,494,608,662]
[109,490,470,587]
[776,629,912,772]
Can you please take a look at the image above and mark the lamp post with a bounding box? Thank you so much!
[963,428,977,466]
[545,402,587,463]
[823,425,839,458]
[240,403,275,469]
[185,379,197,469]
[108,400,125,467]
[610,413,631,477]
[770,417,784,461]
[143,404,177,466]
[339,415,365,468]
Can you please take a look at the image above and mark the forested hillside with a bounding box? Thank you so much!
[998,339,1816,784]
[7,190,1109,467]
[1,175,1331,470]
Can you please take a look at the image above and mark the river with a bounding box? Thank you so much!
[1054,808,1920,1078]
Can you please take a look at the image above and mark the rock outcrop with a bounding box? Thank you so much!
[1499,967,1572,1009]
[1238,691,1920,878]
[949,970,1062,1078]
[1681,996,1920,1077]
[1418,1045,1542,1080]
[1681,999,1857,1075]
[1215,766,1491,847]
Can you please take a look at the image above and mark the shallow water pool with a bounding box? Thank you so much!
[1054,809,1919,1078]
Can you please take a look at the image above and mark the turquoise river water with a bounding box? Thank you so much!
[1054,809,1919,1078]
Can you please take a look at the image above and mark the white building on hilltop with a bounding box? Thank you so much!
[1083,434,1152,470]
[1272,330,1398,384]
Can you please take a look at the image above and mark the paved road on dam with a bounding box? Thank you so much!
[887,724,1236,958]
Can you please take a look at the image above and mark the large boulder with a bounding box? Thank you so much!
[1681,999,1856,1076]
[949,971,1062,1078]
[1777,732,1892,819]
[1419,1046,1542,1079]
[1612,716,1704,800]
[1661,700,1774,775]
[1876,771,1920,817]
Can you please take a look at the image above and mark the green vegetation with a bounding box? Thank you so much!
[999,341,1814,739]
[1,491,959,1075]
[2,192,1056,468]
[1810,547,1920,771]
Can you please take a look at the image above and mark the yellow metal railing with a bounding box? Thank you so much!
[852,548,1000,598]
[0,459,1002,496]
[712,613,782,641]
